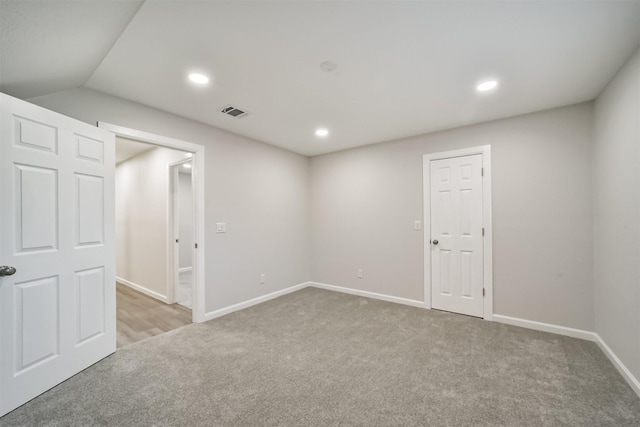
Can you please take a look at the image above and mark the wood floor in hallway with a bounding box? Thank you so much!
[116,282,192,348]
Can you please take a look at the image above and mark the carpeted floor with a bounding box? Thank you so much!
[1,287,639,426]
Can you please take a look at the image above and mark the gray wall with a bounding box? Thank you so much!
[30,88,311,314]
[593,47,640,380]
[28,76,634,348]
[311,103,594,331]
[116,145,187,297]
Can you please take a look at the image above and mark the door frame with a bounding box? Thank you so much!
[168,158,195,308]
[422,145,493,320]
[98,122,206,323]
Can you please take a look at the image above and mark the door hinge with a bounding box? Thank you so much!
[195,243,198,249]
[483,288,485,297]
[482,228,485,236]
[481,167,484,176]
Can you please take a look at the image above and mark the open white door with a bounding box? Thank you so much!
[0,93,116,416]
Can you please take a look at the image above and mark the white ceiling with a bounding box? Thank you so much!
[0,0,143,99]
[115,136,155,165]
[2,1,640,156]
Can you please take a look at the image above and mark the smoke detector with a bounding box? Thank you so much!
[320,61,337,72]
[220,105,249,118]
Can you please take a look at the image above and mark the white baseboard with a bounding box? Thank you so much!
[116,276,170,304]
[178,267,193,273]
[309,282,426,309]
[198,280,640,400]
[594,334,640,397]
[202,282,310,322]
[493,314,596,341]
[493,314,640,399]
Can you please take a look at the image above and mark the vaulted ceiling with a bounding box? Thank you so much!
[2,1,639,156]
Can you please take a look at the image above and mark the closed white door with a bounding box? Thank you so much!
[0,94,116,416]
[430,154,484,317]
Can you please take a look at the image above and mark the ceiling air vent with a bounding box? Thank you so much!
[220,105,249,118]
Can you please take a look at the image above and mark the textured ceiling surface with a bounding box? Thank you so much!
[115,136,155,165]
[0,0,143,99]
[2,1,640,155]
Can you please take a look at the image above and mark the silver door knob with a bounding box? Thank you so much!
[0,266,16,276]
[432,240,439,245]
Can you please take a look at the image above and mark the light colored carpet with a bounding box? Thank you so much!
[1,287,639,426]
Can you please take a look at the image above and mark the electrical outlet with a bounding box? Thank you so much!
[357,269,363,279]
[414,220,422,231]
[260,274,266,284]
[216,222,226,233]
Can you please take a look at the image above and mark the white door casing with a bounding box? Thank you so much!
[0,94,116,416]
[99,122,206,323]
[423,146,493,319]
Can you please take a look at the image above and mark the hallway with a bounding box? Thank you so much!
[116,283,192,348]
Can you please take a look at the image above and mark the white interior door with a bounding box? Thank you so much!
[0,94,116,416]
[430,154,484,317]
[170,161,194,310]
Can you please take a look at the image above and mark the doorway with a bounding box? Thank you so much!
[98,122,205,336]
[170,158,195,310]
[423,146,493,319]
[114,137,195,346]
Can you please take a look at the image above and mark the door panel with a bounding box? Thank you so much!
[15,276,59,373]
[15,165,59,252]
[15,116,58,153]
[75,173,105,246]
[75,134,104,164]
[430,154,484,317]
[0,93,115,416]
[75,267,106,346]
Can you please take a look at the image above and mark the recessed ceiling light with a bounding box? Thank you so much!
[476,80,498,92]
[188,73,209,85]
[315,128,329,137]
[183,163,192,169]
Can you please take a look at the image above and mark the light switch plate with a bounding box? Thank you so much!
[216,222,226,233]
[414,220,422,231]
